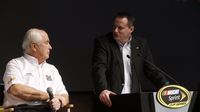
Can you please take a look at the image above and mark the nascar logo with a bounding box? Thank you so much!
[162,89,179,96]
[157,85,191,109]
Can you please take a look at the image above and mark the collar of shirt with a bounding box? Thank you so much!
[116,37,132,51]
[23,53,46,66]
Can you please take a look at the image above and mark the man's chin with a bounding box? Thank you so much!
[113,36,120,40]
[43,55,49,61]
[114,37,122,43]
[46,56,49,60]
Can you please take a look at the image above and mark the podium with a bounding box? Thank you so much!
[110,91,198,112]
[110,93,142,112]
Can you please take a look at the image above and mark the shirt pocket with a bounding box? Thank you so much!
[23,72,36,87]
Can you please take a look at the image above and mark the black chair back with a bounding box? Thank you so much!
[0,83,4,105]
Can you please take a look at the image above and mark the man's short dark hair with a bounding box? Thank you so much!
[115,11,135,26]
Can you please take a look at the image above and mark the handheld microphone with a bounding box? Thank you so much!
[47,87,54,100]
[127,54,179,85]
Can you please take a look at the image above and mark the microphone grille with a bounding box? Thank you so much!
[47,87,53,93]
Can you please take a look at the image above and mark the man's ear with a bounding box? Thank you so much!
[130,26,134,32]
[30,43,37,52]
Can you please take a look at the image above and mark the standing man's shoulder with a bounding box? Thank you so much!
[95,32,114,42]
[94,32,116,47]
[132,36,150,47]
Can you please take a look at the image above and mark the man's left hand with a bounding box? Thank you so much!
[49,97,61,111]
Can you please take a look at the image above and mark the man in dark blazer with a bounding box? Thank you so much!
[92,12,170,111]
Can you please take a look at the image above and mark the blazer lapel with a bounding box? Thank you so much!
[131,37,141,67]
[111,39,124,82]
[130,37,142,92]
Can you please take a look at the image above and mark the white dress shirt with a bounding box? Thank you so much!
[117,38,132,94]
[3,54,68,107]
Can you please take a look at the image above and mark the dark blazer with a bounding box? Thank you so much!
[92,32,169,95]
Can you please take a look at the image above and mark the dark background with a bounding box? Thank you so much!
[0,0,200,92]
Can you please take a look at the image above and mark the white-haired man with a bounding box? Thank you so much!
[3,28,69,112]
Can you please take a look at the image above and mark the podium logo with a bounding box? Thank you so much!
[157,85,191,109]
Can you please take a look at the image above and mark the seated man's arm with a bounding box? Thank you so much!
[8,84,49,101]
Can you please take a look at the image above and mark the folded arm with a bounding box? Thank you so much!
[7,84,49,101]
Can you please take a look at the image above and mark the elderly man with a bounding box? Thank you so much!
[3,28,69,112]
